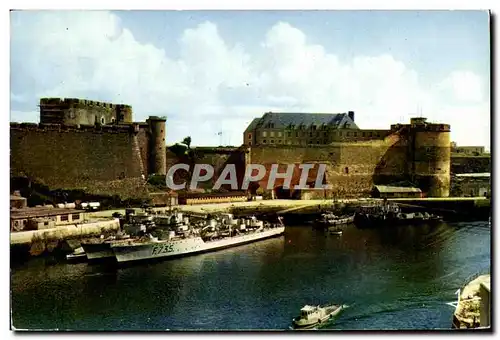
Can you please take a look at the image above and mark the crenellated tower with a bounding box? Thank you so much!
[408,117,451,197]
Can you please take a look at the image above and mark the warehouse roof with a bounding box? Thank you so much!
[455,173,490,178]
[10,207,84,220]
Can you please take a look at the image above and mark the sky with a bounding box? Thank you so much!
[9,10,490,149]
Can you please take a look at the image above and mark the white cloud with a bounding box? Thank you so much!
[10,11,490,149]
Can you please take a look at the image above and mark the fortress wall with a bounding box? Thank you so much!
[249,131,409,196]
[10,124,148,199]
[165,147,247,190]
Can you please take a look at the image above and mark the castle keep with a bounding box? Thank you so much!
[10,98,166,199]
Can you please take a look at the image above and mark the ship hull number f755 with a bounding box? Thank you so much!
[152,244,174,255]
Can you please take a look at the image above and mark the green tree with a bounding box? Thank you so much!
[182,136,192,149]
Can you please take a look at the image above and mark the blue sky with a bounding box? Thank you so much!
[10,10,490,148]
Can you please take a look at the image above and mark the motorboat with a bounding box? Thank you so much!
[292,304,344,329]
[66,246,87,262]
[315,213,355,228]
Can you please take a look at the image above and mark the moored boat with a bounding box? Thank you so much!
[111,216,285,264]
[314,213,355,228]
[292,304,344,329]
[354,202,442,228]
[66,246,87,262]
[329,228,343,236]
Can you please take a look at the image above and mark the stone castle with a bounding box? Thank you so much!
[10,98,452,201]
[11,98,166,199]
[244,112,451,198]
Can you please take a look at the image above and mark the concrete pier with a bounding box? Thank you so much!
[10,218,120,257]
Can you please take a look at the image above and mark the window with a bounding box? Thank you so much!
[60,215,69,221]
[316,140,320,144]
[249,141,252,146]
[278,131,283,137]
[278,140,282,144]
[347,131,351,137]
[309,132,313,137]
[101,117,105,124]
[354,132,357,137]
[362,132,365,137]
[312,125,317,130]
[44,221,49,226]
[369,132,373,137]
[271,140,275,144]
[248,133,252,139]
[262,131,267,137]
[295,132,298,137]
[287,132,291,137]
[270,131,275,137]
[345,167,349,174]
[111,118,115,124]
[72,214,80,221]
[263,140,267,144]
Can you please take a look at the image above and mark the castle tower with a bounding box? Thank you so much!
[409,118,451,197]
[147,116,167,175]
[39,98,134,125]
[115,104,133,123]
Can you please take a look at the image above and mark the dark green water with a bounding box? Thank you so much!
[10,221,490,330]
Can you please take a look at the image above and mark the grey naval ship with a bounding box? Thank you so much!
[111,213,285,264]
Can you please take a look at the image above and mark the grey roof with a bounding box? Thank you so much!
[254,112,358,129]
[374,185,422,193]
[244,118,261,132]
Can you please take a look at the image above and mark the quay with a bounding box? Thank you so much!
[88,196,490,219]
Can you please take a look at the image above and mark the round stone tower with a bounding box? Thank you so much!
[147,116,167,175]
[115,104,133,123]
[409,118,451,197]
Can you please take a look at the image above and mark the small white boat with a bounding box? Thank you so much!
[66,247,87,262]
[292,304,344,329]
[329,230,343,236]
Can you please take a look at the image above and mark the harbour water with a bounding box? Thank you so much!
[11,220,490,330]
